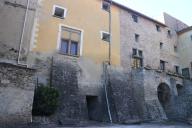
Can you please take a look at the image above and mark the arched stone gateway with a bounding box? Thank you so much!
[157,83,171,107]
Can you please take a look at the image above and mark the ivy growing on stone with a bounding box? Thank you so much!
[32,85,59,116]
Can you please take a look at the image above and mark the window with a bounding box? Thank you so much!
[156,25,161,32]
[176,84,183,96]
[59,26,81,56]
[133,58,143,69]
[191,62,192,70]
[138,50,143,57]
[60,39,69,54]
[174,45,178,52]
[70,41,78,55]
[168,30,171,37]
[182,68,190,78]
[101,31,110,42]
[160,60,166,71]
[132,48,137,56]
[160,42,163,49]
[132,14,138,23]
[135,34,139,42]
[190,35,192,41]
[53,5,67,19]
[102,1,110,12]
[132,49,143,68]
[175,65,180,74]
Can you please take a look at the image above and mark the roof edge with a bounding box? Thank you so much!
[177,26,192,35]
[110,1,167,27]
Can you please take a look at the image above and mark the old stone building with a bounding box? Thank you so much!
[0,0,192,125]
[0,0,38,124]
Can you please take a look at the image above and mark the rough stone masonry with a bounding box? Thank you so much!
[0,62,36,124]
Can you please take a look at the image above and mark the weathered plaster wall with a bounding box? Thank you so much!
[0,0,37,62]
[0,62,35,124]
[27,52,109,123]
[120,9,180,72]
[31,0,120,65]
[178,30,192,78]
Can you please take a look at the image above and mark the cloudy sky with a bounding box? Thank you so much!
[113,0,192,26]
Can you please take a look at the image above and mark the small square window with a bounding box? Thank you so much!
[168,30,171,37]
[101,32,110,42]
[53,5,66,19]
[175,65,180,74]
[182,68,190,78]
[138,50,143,57]
[160,42,163,49]
[135,34,139,42]
[174,45,178,52]
[132,14,138,23]
[160,60,166,70]
[156,25,161,32]
[191,62,192,70]
[102,1,110,12]
[132,48,137,56]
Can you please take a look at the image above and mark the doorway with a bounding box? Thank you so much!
[86,96,98,120]
[157,83,171,107]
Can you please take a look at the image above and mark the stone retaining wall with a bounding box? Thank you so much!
[0,62,35,124]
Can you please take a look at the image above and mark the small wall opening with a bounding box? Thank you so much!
[176,84,183,96]
[86,96,99,121]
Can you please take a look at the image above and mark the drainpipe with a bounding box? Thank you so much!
[103,0,113,123]
[17,0,30,67]
[108,0,112,65]
[103,62,113,123]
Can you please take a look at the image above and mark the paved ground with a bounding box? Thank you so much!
[1,122,192,128]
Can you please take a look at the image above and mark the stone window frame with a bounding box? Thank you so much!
[174,45,178,53]
[160,60,166,71]
[132,48,143,69]
[167,30,171,38]
[190,35,192,41]
[52,5,67,19]
[156,25,161,32]
[57,24,84,56]
[100,31,111,42]
[132,14,138,23]
[191,62,192,70]
[160,42,163,49]
[174,65,180,74]
[101,0,111,12]
[135,33,140,42]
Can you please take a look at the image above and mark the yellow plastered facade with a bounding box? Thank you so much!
[32,0,120,65]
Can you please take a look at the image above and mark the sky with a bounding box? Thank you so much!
[113,0,192,26]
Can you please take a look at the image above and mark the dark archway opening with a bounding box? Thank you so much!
[176,84,183,96]
[157,83,171,107]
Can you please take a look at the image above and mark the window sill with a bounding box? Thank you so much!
[58,52,80,58]
[53,15,65,19]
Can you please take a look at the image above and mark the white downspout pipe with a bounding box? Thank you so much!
[17,0,30,67]
[103,62,113,123]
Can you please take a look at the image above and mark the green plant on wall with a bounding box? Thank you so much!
[32,85,59,116]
